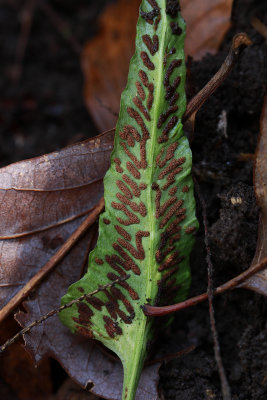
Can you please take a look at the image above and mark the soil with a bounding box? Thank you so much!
[0,0,266,399]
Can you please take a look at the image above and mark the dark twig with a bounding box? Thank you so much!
[0,197,105,324]
[143,256,267,316]
[251,17,267,40]
[194,180,231,400]
[0,275,130,354]
[183,33,252,124]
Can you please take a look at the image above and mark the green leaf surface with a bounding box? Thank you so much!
[60,1,198,399]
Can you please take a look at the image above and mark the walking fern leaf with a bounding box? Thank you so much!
[60,1,198,398]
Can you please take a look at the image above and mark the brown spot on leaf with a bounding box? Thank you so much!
[136,81,145,101]
[166,0,180,17]
[76,326,94,339]
[117,231,150,260]
[103,315,122,338]
[116,180,133,199]
[185,226,196,234]
[126,161,141,179]
[157,105,178,129]
[115,225,132,241]
[140,51,155,70]
[170,21,182,35]
[158,116,178,143]
[114,158,123,173]
[182,185,189,193]
[142,34,159,55]
[133,96,151,121]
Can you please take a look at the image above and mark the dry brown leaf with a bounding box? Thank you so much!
[82,0,139,132]
[0,131,113,310]
[82,0,233,131]
[182,0,233,60]
[242,96,267,295]
[0,130,161,400]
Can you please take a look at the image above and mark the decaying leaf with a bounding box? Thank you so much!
[82,0,139,132]
[0,131,113,311]
[61,1,198,399]
[82,0,233,131]
[182,0,233,59]
[0,130,160,399]
[242,96,267,295]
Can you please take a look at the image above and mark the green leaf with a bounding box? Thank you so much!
[60,1,198,399]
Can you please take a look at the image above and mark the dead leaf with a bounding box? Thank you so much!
[242,95,267,295]
[0,130,113,311]
[0,130,161,400]
[82,0,139,132]
[82,0,233,131]
[182,0,233,60]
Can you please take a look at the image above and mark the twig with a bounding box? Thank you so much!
[251,17,267,40]
[0,274,129,354]
[195,180,231,400]
[0,197,105,324]
[183,33,252,124]
[143,256,267,316]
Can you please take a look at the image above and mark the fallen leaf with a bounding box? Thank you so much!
[0,130,113,311]
[182,0,233,60]
[242,95,267,295]
[82,0,139,132]
[82,0,233,131]
[0,130,160,399]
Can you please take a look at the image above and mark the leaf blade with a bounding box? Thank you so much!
[60,1,198,398]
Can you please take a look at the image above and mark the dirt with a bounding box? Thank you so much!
[0,0,266,399]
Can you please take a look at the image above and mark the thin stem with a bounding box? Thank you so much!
[195,180,231,400]
[143,256,267,317]
[183,33,252,124]
[0,274,129,354]
[0,197,104,325]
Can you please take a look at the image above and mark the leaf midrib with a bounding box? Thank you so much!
[122,8,168,397]
[146,8,167,304]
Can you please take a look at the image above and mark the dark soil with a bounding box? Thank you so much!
[0,0,266,399]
